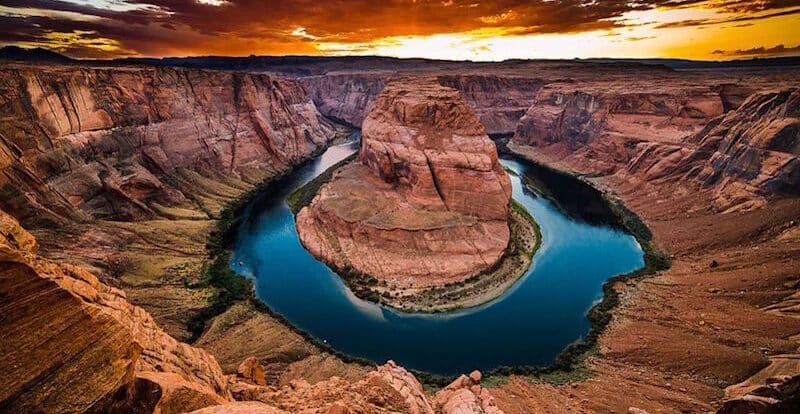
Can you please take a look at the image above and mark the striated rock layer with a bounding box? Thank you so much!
[0,65,335,223]
[297,80,511,288]
[619,88,800,211]
[0,208,231,413]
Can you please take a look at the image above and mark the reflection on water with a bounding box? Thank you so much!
[231,137,644,375]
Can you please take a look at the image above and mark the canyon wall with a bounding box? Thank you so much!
[623,88,800,210]
[437,74,544,135]
[0,65,335,223]
[511,85,729,172]
[301,73,385,127]
[509,83,799,210]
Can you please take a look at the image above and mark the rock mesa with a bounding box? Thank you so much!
[297,80,511,288]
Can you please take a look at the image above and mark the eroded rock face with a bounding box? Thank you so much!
[622,89,800,211]
[0,208,231,412]
[297,80,511,288]
[513,88,724,150]
[0,65,335,223]
[689,89,800,201]
[717,374,800,414]
[301,74,385,127]
[437,75,544,135]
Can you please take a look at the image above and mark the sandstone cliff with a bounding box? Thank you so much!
[437,75,544,135]
[0,65,335,223]
[301,74,385,127]
[621,88,800,210]
[0,208,231,413]
[297,80,511,290]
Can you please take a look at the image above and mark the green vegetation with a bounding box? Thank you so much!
[287,153,356,214]
[187,147,331,341]
[476,153,672,386]
[186,181,262,340]
[510,199,541,259]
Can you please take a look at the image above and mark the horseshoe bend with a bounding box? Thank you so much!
[1,49,800,413]
[294,80,541,311]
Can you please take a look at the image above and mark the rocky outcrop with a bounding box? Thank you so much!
[622,89,800,210]
[0,65,335,223]
[0,208,230,412]
[434,370,505,414]
[717,374,800,413]
[297,80,511,288]
[196,361,506,414]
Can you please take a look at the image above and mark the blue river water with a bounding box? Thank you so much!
[230,135,644,375]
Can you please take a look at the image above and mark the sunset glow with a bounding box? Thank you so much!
[1,0,799,60]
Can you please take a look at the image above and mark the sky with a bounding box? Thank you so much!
[1,0,799,61]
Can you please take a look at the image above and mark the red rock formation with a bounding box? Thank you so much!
[194,361,507,414]
[437,75,544,135]
[0,208,230,412]
[301,74,386,127]
[434,370,505,414]
[0,65,335,223]
[622,88,800,210]
[297,80,511,288]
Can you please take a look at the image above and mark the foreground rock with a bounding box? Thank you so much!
[0,209,230,412]
[717,374,800,413]
[197,360,504,414]
[297,80,512,292]
[1,207,507,413]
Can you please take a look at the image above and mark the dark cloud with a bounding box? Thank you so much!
[655,6,800,28]
[1,0,799,58]
[712,43,800,57]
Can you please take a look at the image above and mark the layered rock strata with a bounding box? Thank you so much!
[297,80,512,289]
[620,88,800,210]
[437,74,544,135]
[0,209,230,413]
[0,65,335,223]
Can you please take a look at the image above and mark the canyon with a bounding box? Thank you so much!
[295,80,524,309]
[0,56,798,413]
